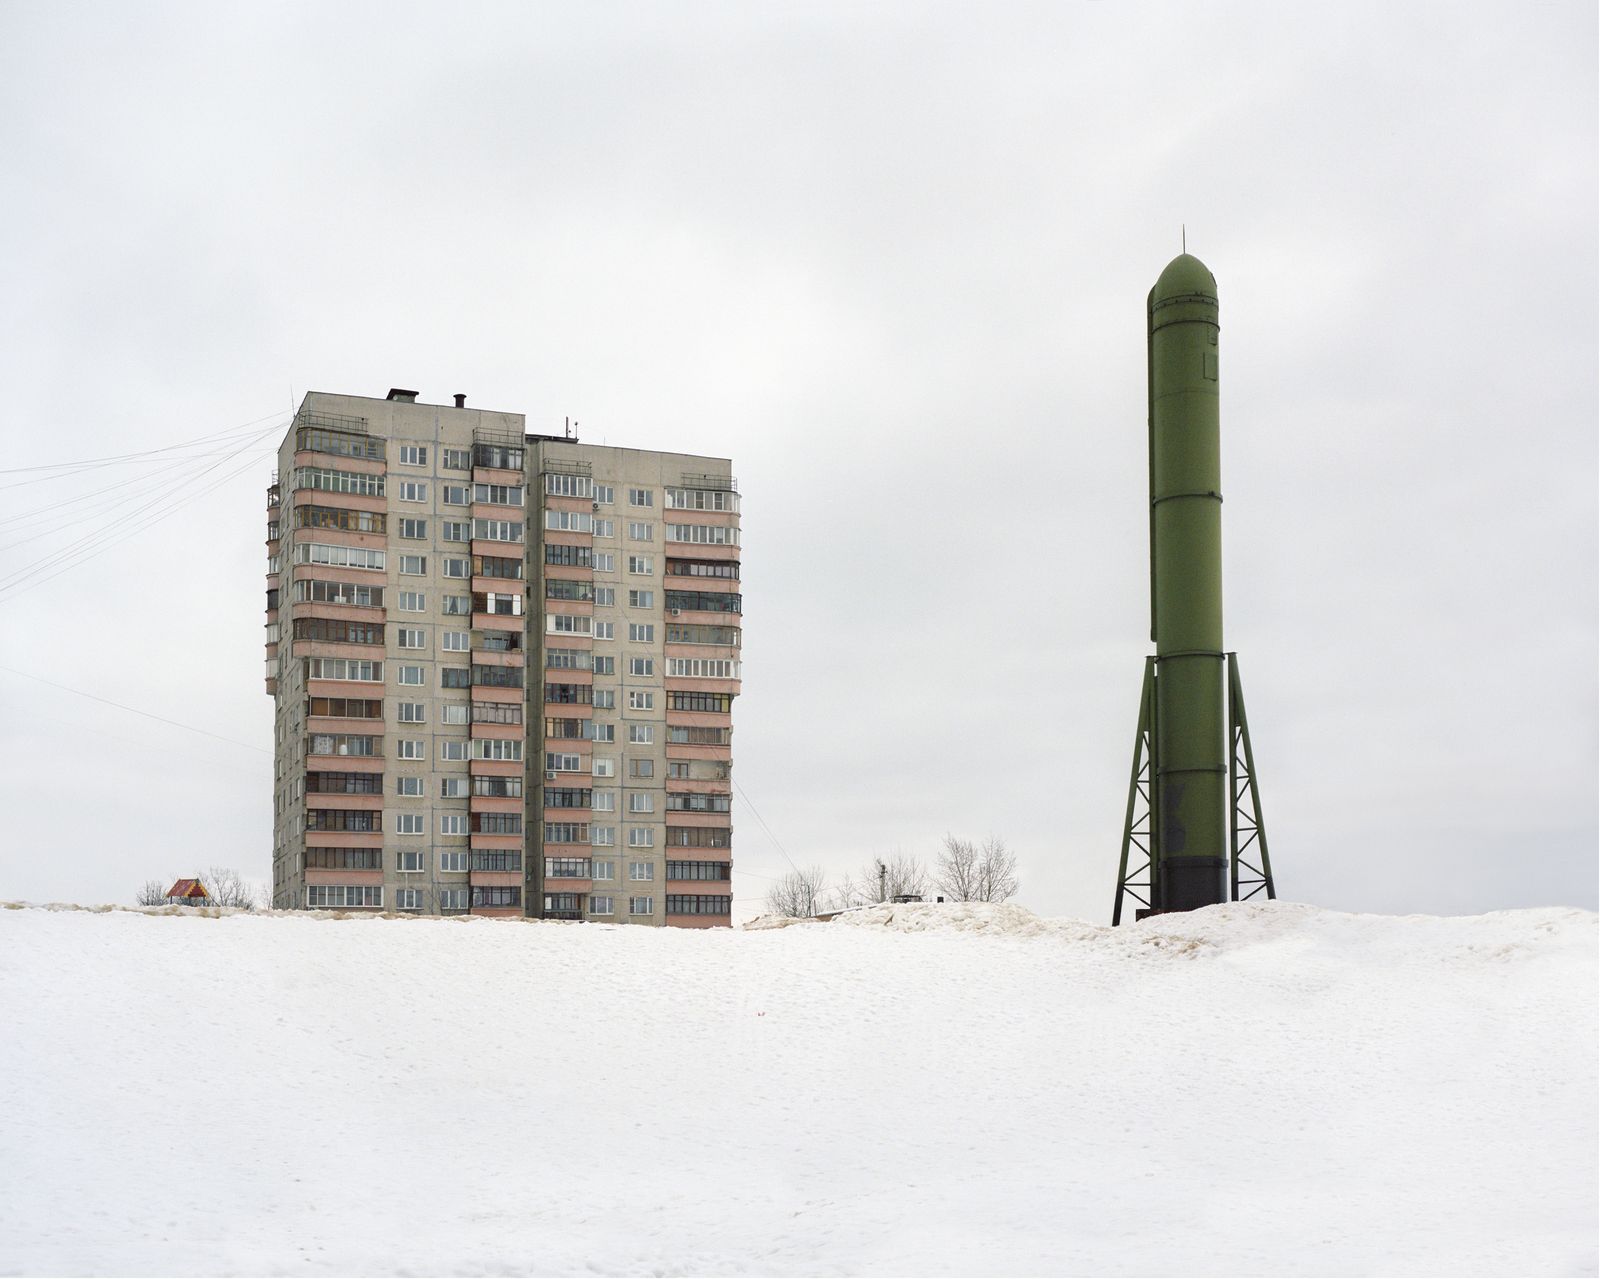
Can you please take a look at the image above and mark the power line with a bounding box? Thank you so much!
[731,776,802,878]
[0,664,270,754]
[0,411,289,485]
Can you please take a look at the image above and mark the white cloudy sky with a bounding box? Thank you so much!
[0,1,1593,919]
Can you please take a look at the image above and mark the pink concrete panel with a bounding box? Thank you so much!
[543,876,593,891]
[664,644,740,661]
[469,760,524,778]
[470,722,523,741]
[543,494,591,513]
[470,834,522,851]
[469,795,522,814]
[470,649,525,668]
[305,868,383,885]
[665,812,732,829]
[305,831,382,848]
[542,564,595,582]
[472,613,524,633]
[472,685,523,705]
[306,678,384,699]
[667,778,732,796]
[664,511,738,528]
[664,710,734,730]
[472,466,522,485]
[469,870,522,887]
[664,677,741,696]
[305,793,383,811]
[290,563,386,586]
[665,542,739,561]
[471,907,523,918]
[541,600,595,618]
[298,603,385,625]
[664,745,732,762]
[665,915,729,929]
[290,527,385,552]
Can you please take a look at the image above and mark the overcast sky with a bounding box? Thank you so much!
[0,1,1593,920]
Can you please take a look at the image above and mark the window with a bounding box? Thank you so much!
[398,702,426,723]
[666,894,732,916]
[399,555,427,575]
[471,738,523,761]
[544,472,592,499]
[545,510,592,533]
[629,723,654,744]
[593,656,615,676]
[544,786,592,808]
[292,618,384,646]
[443,447,471,470]
[306,771,382,795]
[397,813,425,835]
[628,555,653,575]
[592,688,615,709]
[399,481,428,503]
[397,665,425,686]
[443,483,470,505]
[397,628,425,650]
[547,614,593,636]
[442,520,470,542]
[442,667,471,689]
[306,658,382,682]
[593,518,615,538]
[547,579,594,602]
[667,658,740,679]
[475,701,522,724]
[628,827,653,848]
[629,896,654,915]
[438,851,468,872]
[592,859,615,880]
[439,739,468,761]
[295,424,383,461]
[667,558,740,580]
[666,623,741,647]
[442,594,471,616]
[306,885,382,908]
[545,648,589,671]
[291,467,384,497]
[295,506,386,535]
[442,631,469,651]
[668,761,690,780]
[308,733,381,758]
[628,488,653,507]
[593,757,616,778]
[473,442,523,470]
[589,895,614,916]
[472,813,523,836]
[440,814,467,835]
[593,552,616,572]
[441,704,468,726]
[666,792,733,813]
[595,586,615,607]
[544,682,593,705]
[628,691,654,710]
[628,522,653,540]
[546,752,584,773]
[293,542,386,570]
[396,776,423,796]
[396,849,425,872]
[473,483,525,506]
[479,555,524,580]
[668,691,734,713]
[293,580,384,608]
[307,697,383,720]
[439,887,470,910]
[628,589,655,608]
[397,740,426,760]
[440,778,469,799]
[629,861,654,880]
[475,775,523,798]
[666,825,731,849]
[546,543,592,567]
[398,591,426,612]
[628,657,654,676]
[587,722,616,743]
[545,826,590,849]
[472,518,523,543]
[591,790,616,812]
[630,759,655,780]
[666,523,739,546]
[443,557,470,578]
[667,860,732,881]
[305,809,381,832]
[628,791,654,811]
[628,623,655,643]
[593,621,614,640]
[475,592,522,616]
[590,826,615,847]
[398,444,427,466]
[472,886,522,908]
[305,848,383,870]
[594,484,614,504]
[664,590,741,614]
[665,487,739,512]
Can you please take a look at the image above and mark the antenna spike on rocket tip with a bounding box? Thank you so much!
[1182,224,1186,254]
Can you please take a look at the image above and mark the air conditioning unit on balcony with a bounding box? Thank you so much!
[591,501,600,511]
[670,608,681,617]
[545,769,558,780]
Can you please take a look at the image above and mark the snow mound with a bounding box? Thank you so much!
[1,901,1595,1277]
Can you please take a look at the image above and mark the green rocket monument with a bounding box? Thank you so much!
[1113,254,1278,923]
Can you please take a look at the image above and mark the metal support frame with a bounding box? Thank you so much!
[1226,654,1276,903]
[1115,652,1275,923]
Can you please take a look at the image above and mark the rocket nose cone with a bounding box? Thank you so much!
[1153,253,1217,301]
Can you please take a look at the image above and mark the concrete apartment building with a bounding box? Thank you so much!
[264,389,739,925]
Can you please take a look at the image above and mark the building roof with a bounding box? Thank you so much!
[165,879,210,900]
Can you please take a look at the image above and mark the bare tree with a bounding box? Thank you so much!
[201,866,263,910]
[135,879,167,907]
[836,852,932,906]
[936,835,1019,903]
[764,865,830,918]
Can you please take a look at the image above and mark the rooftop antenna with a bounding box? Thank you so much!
[1182,224,1187,253]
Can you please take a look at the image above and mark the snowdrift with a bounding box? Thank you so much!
[1,900,1594,1276]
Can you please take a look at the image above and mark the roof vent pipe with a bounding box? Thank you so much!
[453,393,466,408]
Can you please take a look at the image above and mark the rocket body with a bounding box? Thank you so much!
[1147,254,1227,910]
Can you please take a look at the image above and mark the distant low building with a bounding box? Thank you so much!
[164,879,212,907]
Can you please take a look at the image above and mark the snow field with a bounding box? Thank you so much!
[0,900,1594,1276]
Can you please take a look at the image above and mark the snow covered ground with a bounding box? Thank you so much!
[0,900,1594,1277]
